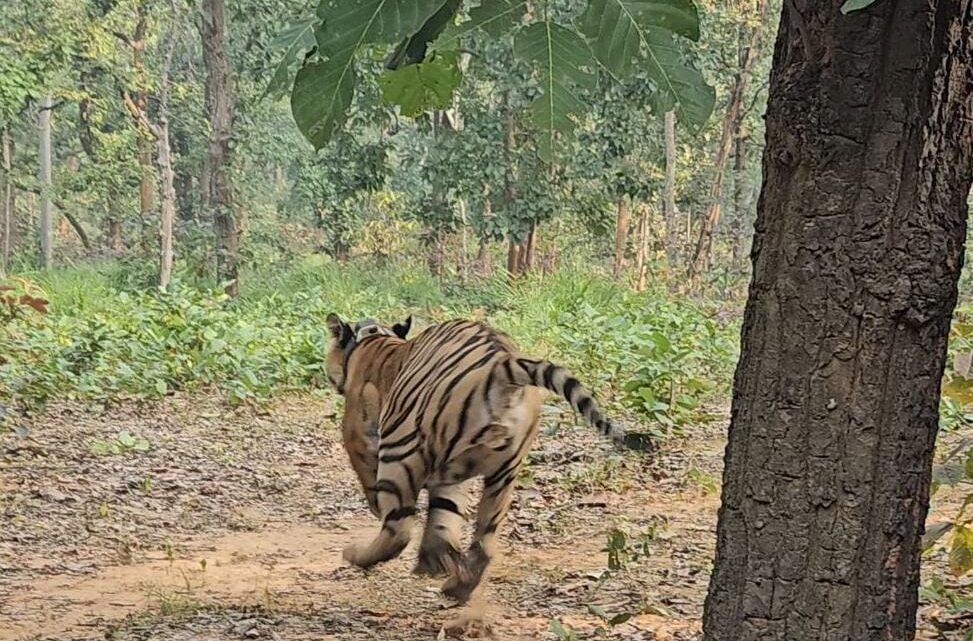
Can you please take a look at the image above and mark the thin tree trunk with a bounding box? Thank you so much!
[156,23,177,290]
[0,126,11,275]
[132,8,155,236]
[506,241,521,276]
[503,90,520,278]
[612,195,629,280]
[475,195,492,277]
[523,222,537,271]
[458,198,469,279]
[634,203,650,292]
[107,181,123,254]
[730,132,750,262]
[38,96,53,270]
[475,237,490,275]
[703,2,973,640]
[200,0,238,296]
[663,110,678,269]
[688,0,770,286]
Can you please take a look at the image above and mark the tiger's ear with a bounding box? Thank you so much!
[327,313,353,347]
[392,316,412,340]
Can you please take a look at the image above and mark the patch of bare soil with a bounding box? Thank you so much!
[0,394,967,640]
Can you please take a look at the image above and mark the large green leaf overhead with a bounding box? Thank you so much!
[578,0,713,130]
[265,17,318,99]
[514,22,597,162]
[441,0,529,42]
[379,51,461,117]
[290,0,444,149]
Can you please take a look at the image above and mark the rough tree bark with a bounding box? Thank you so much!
[702,2,973,641]
[663,110,678,270]
[38,96,53,270]
[199,0,238,296]
[688,0,770,286]
[612,195,629,280]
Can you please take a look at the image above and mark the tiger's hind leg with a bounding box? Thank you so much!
[414,483,469,577]
[343,451,427,569]
[441,464,520,603]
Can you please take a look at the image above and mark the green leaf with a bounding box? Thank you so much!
[609,612,633,626]
[117,431,135,447]
[265,17,319,98]
[949,525,973,576]
[290,0,445,148]
[514,22,597,162]
[155,380,168,395]
[379,51,461,116]
[579,0,700,76]
[442,0,529,41]
[387,0,461,68]
[587,604,609,620]
[840,0,878,14]
[291,56,357,149]
[578,0,714,131]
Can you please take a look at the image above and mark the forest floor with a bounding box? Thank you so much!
[1,393,969,641]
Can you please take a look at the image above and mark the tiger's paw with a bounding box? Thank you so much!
[342,543,371,568]
[414,539,463,577]
[441,573,479,604]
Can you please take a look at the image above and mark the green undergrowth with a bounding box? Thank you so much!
[1,257,740,437]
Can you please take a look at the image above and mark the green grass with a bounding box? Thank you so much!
[1,258,740,433]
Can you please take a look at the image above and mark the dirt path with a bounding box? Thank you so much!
[0,394,967,639]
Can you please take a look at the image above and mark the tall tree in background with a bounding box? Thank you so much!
[122,7,180,289]
[663,110,678,270]
[199,0,238,296]
[38,96,53,270]
[703,2,973,640]
[0,127,12,275]
[688,0,770,286]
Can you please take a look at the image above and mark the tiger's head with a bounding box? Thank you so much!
[325,313,412,395]
[325,313,413,518]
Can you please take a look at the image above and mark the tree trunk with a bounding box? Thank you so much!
[634,203,650,292]
[663,110,678,270]
[730,132,750,262]
[475,237,490,276]
[199,0,238,296]
[156,32,177,291]
[503,91,520,278]
[0,126,11,276]
[523,222,537,272]
[474,196,493,277]
[688,0,770,286]
[132,8,155,235]
[702,3,973,641]
[38,96,53,270]
[612,195,629,280]
[506,240,521,276]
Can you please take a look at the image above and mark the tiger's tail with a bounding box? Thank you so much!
[501,355,652,451]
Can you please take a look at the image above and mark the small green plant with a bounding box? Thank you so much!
[686,466,719,494]
[90,430,151,455]
[919,576,973,616]
[549,619,580,641]
[586,604,633,636]
[602,523,660,573]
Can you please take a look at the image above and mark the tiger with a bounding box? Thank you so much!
[325,313,649,603]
